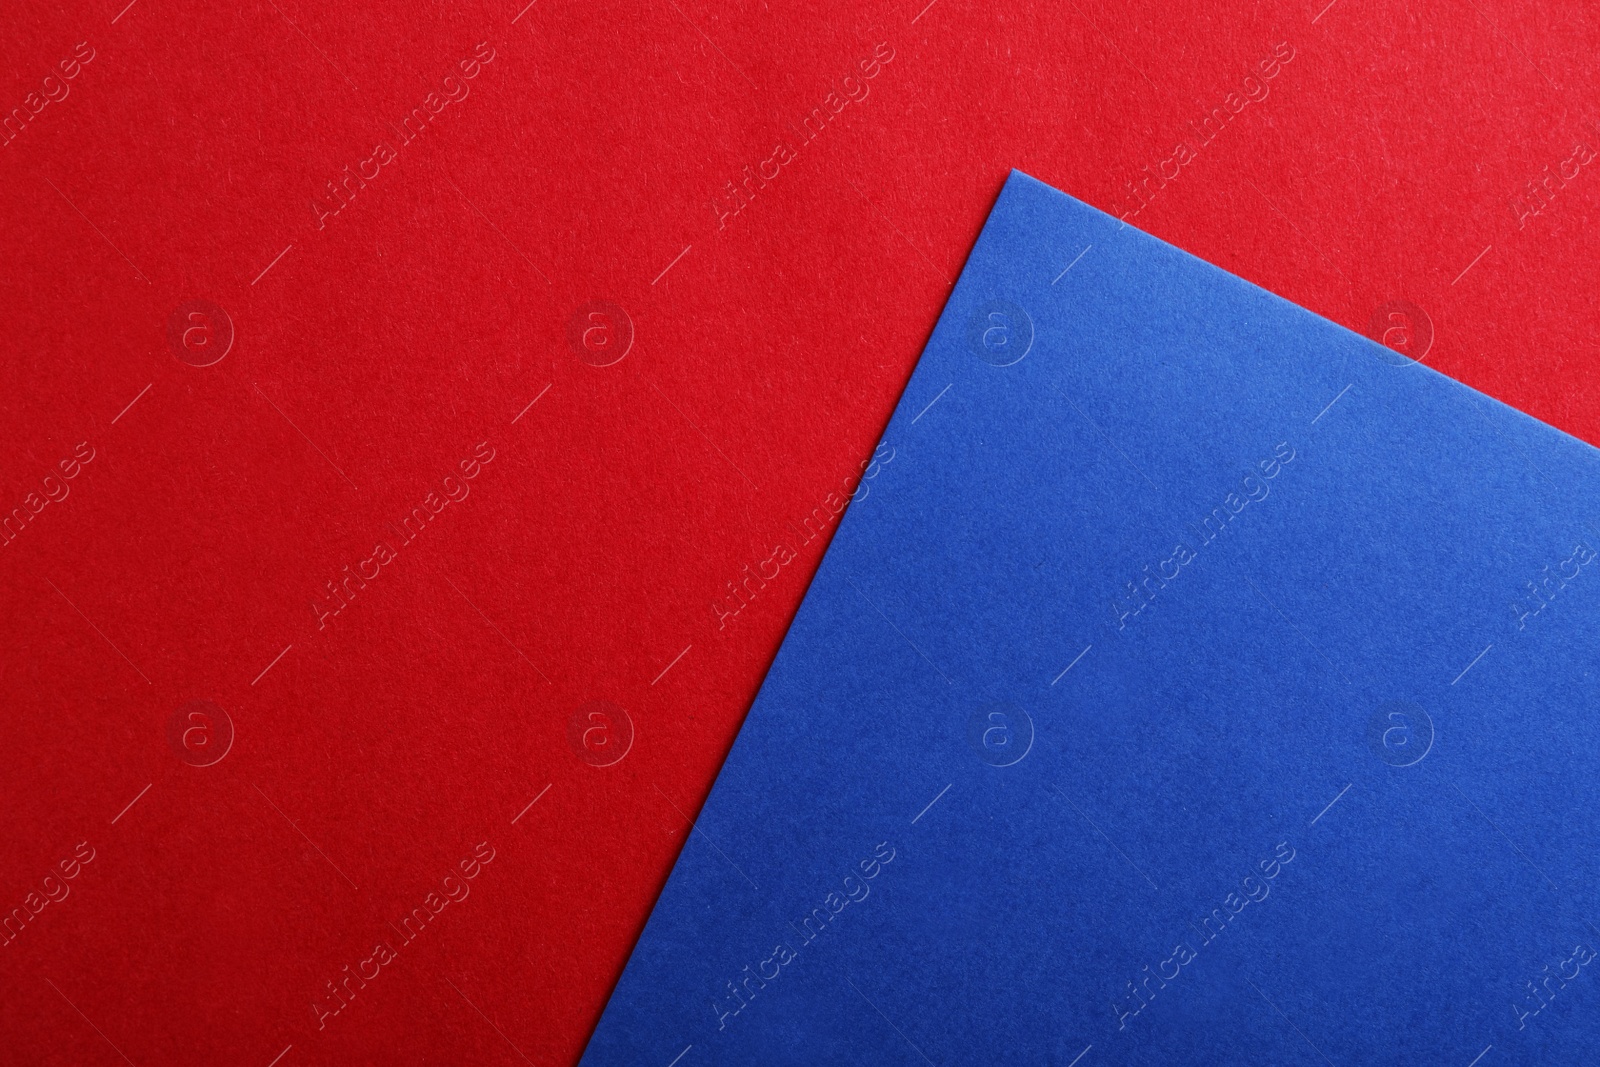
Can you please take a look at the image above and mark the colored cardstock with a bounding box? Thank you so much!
[4,2,1598,1063]
[583,171,1600,1067]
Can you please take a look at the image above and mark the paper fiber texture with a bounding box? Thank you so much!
[4,2,1598,1063]
[583,171,1600,1067]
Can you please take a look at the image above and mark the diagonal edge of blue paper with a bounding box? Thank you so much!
[583,170,1600,1067]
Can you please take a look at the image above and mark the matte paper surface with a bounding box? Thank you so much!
[585,172,1600,1067]
[3,2,1597,1063]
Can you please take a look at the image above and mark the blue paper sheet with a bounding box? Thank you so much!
[581,172,1600,1066]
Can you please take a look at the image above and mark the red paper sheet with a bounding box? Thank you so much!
[2,1,1594,1064]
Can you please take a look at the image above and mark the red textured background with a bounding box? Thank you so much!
[1,1,1595,1064]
